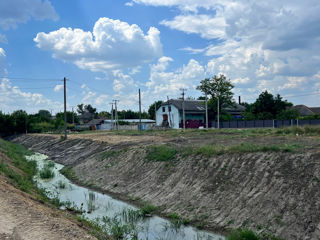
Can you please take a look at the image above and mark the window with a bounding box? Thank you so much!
[162,107,165,112]
[169,106,171,112]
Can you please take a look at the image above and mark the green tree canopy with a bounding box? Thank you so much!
[148,100,163,120]
[37,110,51,122]
[196,74,234,108]
[243,91,294,120]
[197,74,235,120]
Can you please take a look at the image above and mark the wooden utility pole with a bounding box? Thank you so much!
[110,102,114,130]
[217,94,220,129]
[180,88,187,130]
[63,77,67,139]
[139,89,142,131]
[113,100,119,130]
[154,102,157,124]
[72,107,74,125]
[205,94,208,129]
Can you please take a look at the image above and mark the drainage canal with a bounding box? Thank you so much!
[27,153,225,240]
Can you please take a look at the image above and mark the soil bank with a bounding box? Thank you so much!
[12,133,320,240]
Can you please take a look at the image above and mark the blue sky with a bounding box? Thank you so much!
[0,0,320,114]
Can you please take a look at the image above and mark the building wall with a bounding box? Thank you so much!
[185,114,204,121]
[156,104,180,129]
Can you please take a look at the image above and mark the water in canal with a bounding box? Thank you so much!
[26,153,225,240]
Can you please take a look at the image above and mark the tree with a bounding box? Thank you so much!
[148,100,163,120]
[11,110,28,134]
[85,104,96,114]
[77,104,85,114]
[197,74,235,119]
[277,109,300,120]
[37,110,51,122]
[98,111,111,119]
[56,111,79,124]
[243,91,294,120]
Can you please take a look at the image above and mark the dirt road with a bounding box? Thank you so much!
[0,175,96,240]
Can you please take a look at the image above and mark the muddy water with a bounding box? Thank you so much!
[27,153,225,240]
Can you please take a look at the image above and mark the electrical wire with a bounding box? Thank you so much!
[0,76,62,81]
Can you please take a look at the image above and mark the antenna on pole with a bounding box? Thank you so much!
[180,88,187,130]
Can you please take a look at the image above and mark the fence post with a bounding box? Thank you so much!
[291,119,293,127]
[273,119,275,128]
[297,119,299,127]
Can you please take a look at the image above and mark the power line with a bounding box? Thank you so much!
[0,76,62,81]
[15,86,56,90]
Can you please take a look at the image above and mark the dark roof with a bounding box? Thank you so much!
[309,107,320,115]
[293,105,315,116]
[87,119,105,125]
[225,104,245,113]
[79,111,93,120]
[161,99,206,112]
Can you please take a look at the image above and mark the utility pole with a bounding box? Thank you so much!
[217,94,220,129]
[180,88,187,130]
[154,102,157,124]
[113,100,119,130]
[72,106,75,125]
[205,94,208,129]
[139,89,142,131]
[110,102,114,130]
[63,77,67,139]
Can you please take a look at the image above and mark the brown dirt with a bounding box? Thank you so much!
[11,131,320,240]
[0,156,96,240]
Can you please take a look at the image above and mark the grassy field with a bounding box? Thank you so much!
[70,125,320,138]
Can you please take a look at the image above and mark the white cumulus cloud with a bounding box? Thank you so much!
[160,14,226,39]
[0,0,58,30]
[54,84,63,92]
[0,78,62,113]
[34,17,162,73]
[133,0,320,105]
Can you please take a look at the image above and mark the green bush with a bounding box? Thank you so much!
[146,145,177,162]
[39,166,55,179]
[140,202,157,216]
[227,228,259,240]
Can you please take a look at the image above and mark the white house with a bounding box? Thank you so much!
[156,99,206,129]
[156,99,245,129]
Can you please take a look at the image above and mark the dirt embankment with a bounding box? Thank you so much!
[0,151,96,240]
[12,133,320,240]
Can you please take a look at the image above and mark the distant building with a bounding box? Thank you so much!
[101,119,155,131]
[78,111,94,124]
[86,119,106,130]
[293,105,320,116]
[156,99,245,129]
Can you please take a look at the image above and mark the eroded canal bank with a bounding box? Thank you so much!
[12,133,320,240]
[29,152,224,240]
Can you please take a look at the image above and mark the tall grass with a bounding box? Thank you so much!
[146,145,177,162]
[0,139,37,193]
[227,228,284,240]
[194,143,301,157]
[39,162,55,179]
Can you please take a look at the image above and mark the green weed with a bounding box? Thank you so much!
[146,145,177,162]
[60,167,78,181]
[39,164,55,179]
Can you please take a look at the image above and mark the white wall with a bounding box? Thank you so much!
[156,104,180,129]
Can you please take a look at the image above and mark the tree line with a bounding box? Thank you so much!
[0,104,151,137]
[1,74,319,136]
[195,74,320,121]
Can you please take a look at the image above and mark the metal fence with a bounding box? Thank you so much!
[210,119,320,129]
